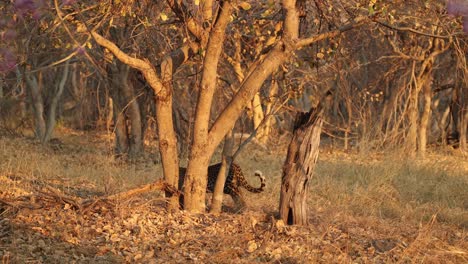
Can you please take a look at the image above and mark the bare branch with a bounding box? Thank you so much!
[90,31,164,96]
[375,20,456,39]
[296,16,369,48]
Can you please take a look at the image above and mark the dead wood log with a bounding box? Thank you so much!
[279,105,323,225]
[104,180,179,200]
[1,180,179,212]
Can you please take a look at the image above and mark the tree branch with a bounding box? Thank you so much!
[91,31,164,96]
[296,16,369,48]
[375,20,454,39]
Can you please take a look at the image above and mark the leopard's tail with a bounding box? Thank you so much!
[240,170,266,193]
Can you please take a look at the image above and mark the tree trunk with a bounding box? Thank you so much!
[406,62,419,157]
[184,1,234,213]
[459,85,468,152]
[91,31,198,212]
[106,97,114,133]
[155,95,179,211]
[449,86,461,145]
[25,70,46,141]
[121,71,143,159]
[0,76,3,98]
[440,105,450,146]
[417,68,433,157]
[44,61,70,143]
[157,45,195,211]
[261,78,279,144]
[112,102,129,155]
[251,93,266,141]
[210,130,234,214]
[107,61,144,159]
[91,0,360,213]
[280,106,323,225]
[109,63,129,156]
[227,31,268,144]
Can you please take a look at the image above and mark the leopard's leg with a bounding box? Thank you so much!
[231,192,246,212]
[178,193,185,209]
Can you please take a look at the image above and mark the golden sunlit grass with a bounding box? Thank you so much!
[0,132,467,263]
[1,132,466,227]
[0,133,162,197]
[312,154,468,227]
[235,144,467,228]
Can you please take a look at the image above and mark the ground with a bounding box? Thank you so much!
[0,129,467,263]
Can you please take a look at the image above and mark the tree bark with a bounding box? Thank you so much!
[279,106,323,225]
[406,62,419,156]
[158,44,197,211]
[108,62,129,156]
[251,93,266,141]
[25,70,46,141]
[44,61,70,143]
[227,31,269,144]
[0,76,3,98]
[91,0,366,213]
[262,78,279,144]
[417,64,433,157]
[184,1,234,212]
[112,101,129,155]
[448,86,461,146]
[121,72,143,159]
[210,130,234,214]
[155,94,179,211]
[418,83,432,156]
[459,84,468,152]
[460,107,467,152]
[91,31,199,212]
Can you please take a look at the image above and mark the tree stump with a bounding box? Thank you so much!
[279,106,323,225]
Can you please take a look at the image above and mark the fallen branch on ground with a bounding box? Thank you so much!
[0,180,179,213]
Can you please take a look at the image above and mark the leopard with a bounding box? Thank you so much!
[178,162,266,208]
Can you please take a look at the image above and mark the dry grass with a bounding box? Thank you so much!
[310,151,468,227]
[0,131,162,198]
[0,131,467,263]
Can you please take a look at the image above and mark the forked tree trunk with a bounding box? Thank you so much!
[25,63,70,144]
[92,0,364,213]
[25,70,46,141]
[184,1,234,212]
[280,106,323,225]
[44,61,70,143]
[91,31,198,212]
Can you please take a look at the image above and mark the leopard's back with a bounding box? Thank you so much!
[179,163,265,196]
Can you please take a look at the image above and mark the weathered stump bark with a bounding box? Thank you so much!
[279,106,323,225]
